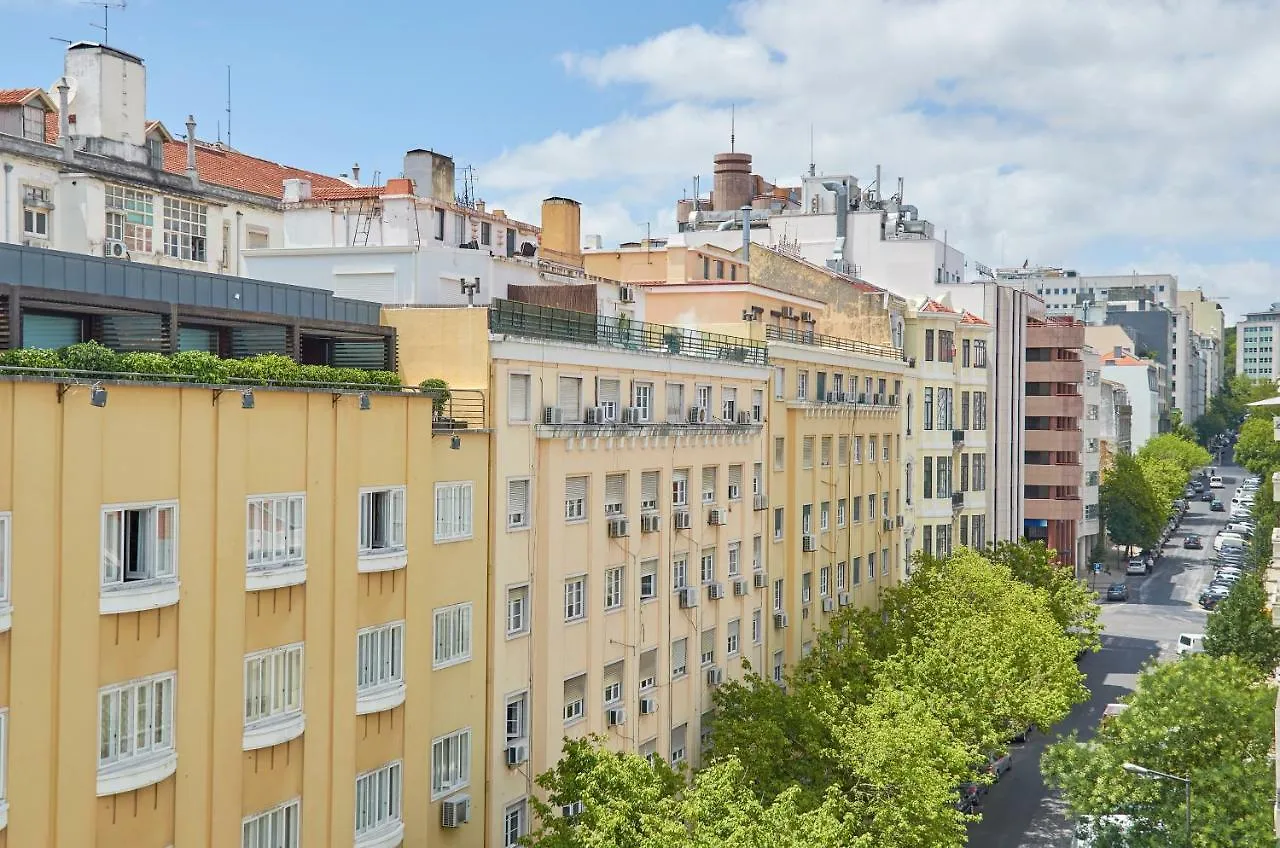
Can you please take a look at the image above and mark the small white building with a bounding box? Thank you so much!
[1101,347,1162,451]
[1237,303,1280,382]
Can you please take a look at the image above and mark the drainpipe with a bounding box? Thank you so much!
[234,210,243,275]
[185,115,199,188]
[2,162,11,244]
[740,205,751,263]
[56,78,72,161]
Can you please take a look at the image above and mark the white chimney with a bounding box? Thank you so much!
[62,42,147,145]
[55,78,72,160]
[282,178,312,203]
[184,115,198,187]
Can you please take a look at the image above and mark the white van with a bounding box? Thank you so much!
[1177,633,1205,655]
[1214,533,1245,552]
[1209,475,1224,489]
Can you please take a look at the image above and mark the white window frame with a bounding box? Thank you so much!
[565,476,588,522]
[503,799,528,848]
[726,618,740,656]
[564,575,586,621]
[604,566,624,611]
[433,602,473,669]
[639,559,658,601]
[506,584,530,637]
[243,798,301,848]
[837,498,847,527]
[633,381,653,421]
[430,728,472,800]
[507,477,531,531]
[356,621,405,714]
[508,372,531,423]
[700,548,715,584]
[355,760,404,839]
[100,501,179,614]
[105,185,154,252]
[358,487,406,570]
[162,197,208,261]
[672,555,687,591]
[435,481,474,542]
[243,643,304,748]
[245,493,305,590]
[672,470,689,507]
[563,673,587,724]
[505,691,528,742]
[727,541,741,576]
[97,671,177,794]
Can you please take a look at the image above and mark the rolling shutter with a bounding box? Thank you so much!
[603,661,623,698]
[508,373,530,421]
[597,378,620,415]
[558,376,582,421]
[701,466,717,503]
[605,474,626,515]
[641,471,659,512]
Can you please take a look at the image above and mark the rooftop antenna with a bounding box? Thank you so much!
[83,1,126,47]
[808,124,815,177]
[49,36,73,45]
[225,65,232,149]
[730,103,735,153]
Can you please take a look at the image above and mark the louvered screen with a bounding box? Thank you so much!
[597,378,620,409]
[178,326,218,353]
[671,724,687,751]
[639,648,657,682]
[665,383,684,420]
[702,466,717,502]
[97,313,166,353]
[508,480,529,522]
[603,661,623,691]
[564,674,586,704]
[728,465,743,494]
[230,324,288,358]
[672,639,687,670]
[566,476,588,503]
[22,312,81,349]
[701,629,715,656]
[331,340,388,370]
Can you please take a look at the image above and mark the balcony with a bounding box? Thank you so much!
[1024,462,1082,487]
[490,298,767,365]
[1025,428,1082,452]
[1025,360,1084,383]
[1024,496,1082,521]
[1026,394,1083,418]
[764,324,905,362]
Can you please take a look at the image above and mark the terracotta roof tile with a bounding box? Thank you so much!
[960,310,990,326]
[160,139,355,200]
[0,87,41,106]
[920,298,957,314]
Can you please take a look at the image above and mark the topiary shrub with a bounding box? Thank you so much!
[420,377,450,417]
[59,341,121,373]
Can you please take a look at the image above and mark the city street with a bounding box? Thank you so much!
[965,467,1242,847]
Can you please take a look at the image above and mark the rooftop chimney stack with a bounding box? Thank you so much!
[184,115,198,187]
[55,78,72,161]
[62,43,147,145]
[351,162,360,184]
[540,197,582,266]
[712,151,753,212]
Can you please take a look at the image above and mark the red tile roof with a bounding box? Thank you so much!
[920,298,957,314]
[1101,351,1146,366]
[0,87,42,106]
[160,139,357,200]
[960,310,989,326]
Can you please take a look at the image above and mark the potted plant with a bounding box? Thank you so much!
[664,330,683,355]
[420,377,451,419]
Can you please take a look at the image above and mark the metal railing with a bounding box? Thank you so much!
[764,324,905,361]
[489,298,767,365]
[424,387,486,430]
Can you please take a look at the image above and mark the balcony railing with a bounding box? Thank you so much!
[764,324,905,361]
[490,298,767,365]
[424,387,486,430]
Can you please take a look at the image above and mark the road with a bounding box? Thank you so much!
[965,466,1243,847]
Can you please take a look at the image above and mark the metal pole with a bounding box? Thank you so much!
[1184,779,1191,847]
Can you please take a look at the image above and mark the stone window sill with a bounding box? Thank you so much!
[100,580,180,615]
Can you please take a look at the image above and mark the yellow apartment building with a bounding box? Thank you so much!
[386,299,771,848]
[0,374,488,848]
[587,240,910,672]
[901,299,993,563]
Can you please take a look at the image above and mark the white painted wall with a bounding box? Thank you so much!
[1104,364,1160,450]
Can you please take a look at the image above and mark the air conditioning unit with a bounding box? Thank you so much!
[619,285,635,303]
[800,310,814,322]
[606,707,627,726]
[727,483,741,501]
[639,696,657,715]
[585,406,608,424]
[708,508,726,526]
[882,518,893,531]
[802,534,817,552]
[103,239,129,259]
[688,406,708,424]
[561,801,584,820]
[506,741,528,767]
[622,407,643,425]
[706,666,725,686]
[441,795,472,827]
[822,597,837,612]
[896,515,905,528]
[679,587,699,609]
[753,571,768,589]
[773,612,789,629]
[641,512,662,533]
[607,517,630,538]
[753,493,769,511]
[543,406,564,425]
[838,591,851,606]
[707,582,724,600]
[673,510,691,530]
[736,410,754,425]
[733,578,749,596]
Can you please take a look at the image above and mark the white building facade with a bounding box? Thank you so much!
[1238,304,1280,382]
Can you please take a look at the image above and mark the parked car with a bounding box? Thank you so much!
[1200,587,1231,610]
[1209,475,1224,488]
[1210,499,1225,511]
[1177,633,1206,655]
[1106,582,1129,601]
[1183,534,1203,549]
[1126,558,1150,576]
[1202,490,1216,502]
[984,750,1013,780]
[1192,480,1205,493]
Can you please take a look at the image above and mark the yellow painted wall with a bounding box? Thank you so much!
[0,377,489,848]
[382,306,491,392]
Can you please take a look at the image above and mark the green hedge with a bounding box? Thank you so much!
[0,341,402,388]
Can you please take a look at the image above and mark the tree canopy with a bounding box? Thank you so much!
[1100,453,1162,552]
[1043,655,1276,847]
[1203,572,1280,677]
[1234,415,1280,476]
[1136,455,1187,512]
[1136,434,1212,475]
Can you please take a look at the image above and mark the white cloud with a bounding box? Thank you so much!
[481,0,1280,314]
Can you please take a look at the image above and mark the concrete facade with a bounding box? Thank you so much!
[1238,304,1280,382]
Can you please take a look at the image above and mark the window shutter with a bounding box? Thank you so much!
[671,723,687,751]
[564,674,586,704]
[603,661,623,693]
[508,479,529,525]
[557,376,581,421]
[671,638,687,670]
[728,464,743,494]
[598,378,620,410]
[701,466,716,502]
[639,739,656,760]
[639,649,657,682]
[701,628,714,656]
[802,437,814,467]
[509,374,530,420]
[665,383,684,420]
[673,469,688,499]
[605,474,626,513]
[566,477,587,503]
[752,462,763,494]
[641,558,657,582]
[641,471,659,511]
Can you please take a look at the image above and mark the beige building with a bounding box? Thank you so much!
[388,293,771,846]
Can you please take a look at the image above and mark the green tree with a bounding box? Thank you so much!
[1100,453,1161,554]
[1043,655,1276,847]
[1136,434,1212,475]
[1192,409,1228,448]
[1136,455,1188,511]
[985,540,1102,656]
[1203,572,1280,677]
[1233,415,1280,475]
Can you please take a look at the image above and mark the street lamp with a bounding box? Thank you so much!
[1122,762,1191,845]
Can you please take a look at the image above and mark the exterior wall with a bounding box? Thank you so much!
[983,283,1034,544]
[1102,364,1159,450]
[1238,311,1280,381]
[584,242,748,287]
[1079,349,1103,569]
[0,377,488,848]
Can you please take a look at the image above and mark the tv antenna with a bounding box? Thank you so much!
[225,65,232,149]
[83,1,127,46]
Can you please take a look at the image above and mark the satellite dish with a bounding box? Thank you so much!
[519,241,536,257]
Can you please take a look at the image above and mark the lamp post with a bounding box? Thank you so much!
[1123,762,1191,845]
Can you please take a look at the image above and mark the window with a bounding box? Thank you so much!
[603,661,624,704]
[819,566,830,597]
[973,340,988,367]
[702,466,718,504]
[701,628,716,666]
[671,724,688,764]
[696,384,712,413]
[797,370,809,400]
[244,644,303,725]
[773,578,784,611]
[246,494,304,573]
[774,437,786,470]
[906,394,914,435]
[837,498,847,527]
[936,457,952,499]
[507,479,531,530]
[802,436,814,469]
[728,464,743,501]
[508,373,531,422]
[774,366,785,400]
[243,799,300,848]
[162,198,208,261]
[923,388,934,430]
[700,548,716,584]
[665,382,685,422]
[838,435,849,465]
[937,388,953,429]
[434,208,446,240]
[752,608,762,643]
[639,649,658,691]
[961,392,971,430]
[852,496,862,522]
[430,729,471,798]
[506,585,529,636]
[802,503,813,535]
[773,507,784,540]
[820,501,830,531]
[820,436,832,467]
[435,482,473,541]
[101,503,177,587]
[604,474,627,517]
[867,552,877,580]
[752,535,762,570]
[433,603,473,668]
[597,378,621,421]
[962,338,971,367]
[883,438,891,462]
[802,571,812,603]
[105,185,154,252]
[641,471,660,513]
[357,622,404,692]
[938,330,955,363]
[882,548,890,576]
[752,388,764,421]
[772,651,784,683]
[924,329,935,361]
[753,462,764,497]
[923,525,933,558]
[633,381,653,421]
[722,386,737,421]
[480,221,492,246]
[924,457,934,499]
[727,541,741,576]
[604,566,625,611]
[564,576,586,621]
[852,556,862,584]
[503,800,527,848]
[563,674,586,723]
[640,559,657,600]
[98,672,175,769]
[867,494,876,520]
[727,618,741,656]
[359,488,406,553]
[671,638,688,678]
[22,185,50,239]
[868,436,878,463]
[557,376,583,422]
[672,470,689,507]
[854,435,863,463]
[837,561,847,591]
[672,555,688,590]
[565,476,588,521]
[974,392,988,430]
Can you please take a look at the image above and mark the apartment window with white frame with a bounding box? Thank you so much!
[774,366,785,399]
[507,478,531,530]
[565,476,588,521]
[243,798,300,848]
[597,378,621,421]
[774,437,785,470]
[797,370,808,400]
[359,487,405,554]
[726,618,741,656]
[819,566,830,597]
[640,559,657,600]
[98,672,175,771]
[357,621,404,693]
[854,435,863,463]
[701,628,716,666]
[101,502,177,589]
[665,382,685,422]
[557,376,583,422]
[700,548,715,584]
[802,436,814,469]
[671,638,688,678]
[246,494,304,575]
[162,197,208,261]
[837,498,847,527]
[506,585,529,636]
[503,800,527,848]
[633,381,653,421]
[433,603,472,669]
[701,466,718,504]
[604,473,626,517]
[244,643,303,726]
[22,184,50,239]
[435,481,473,542]
[696,384,712,414]
[604,566,624,611]
[603,661,624,704]
[773,507,784,540]
[505,692,527,743]
[672,555,688,590]
[672,469,689,507]
[431,730,470,799]
[105,185,154,252]
[820,501,830,531]
[772,651,784,683]
[752,535,762,571]
[752,608,762,644]
[728,464,743,501]
[671,724,688,764]
[773,578,783,611]
[752,388,764,421]
[641,470,660,513]
[564,576,586,621]
[355,761,404,838]
[727,541,741,576]
[563,674,586,723]
[837,561,847,591]
[722,386,737,421]
[820,436,832,467]
[508,373,531,422]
